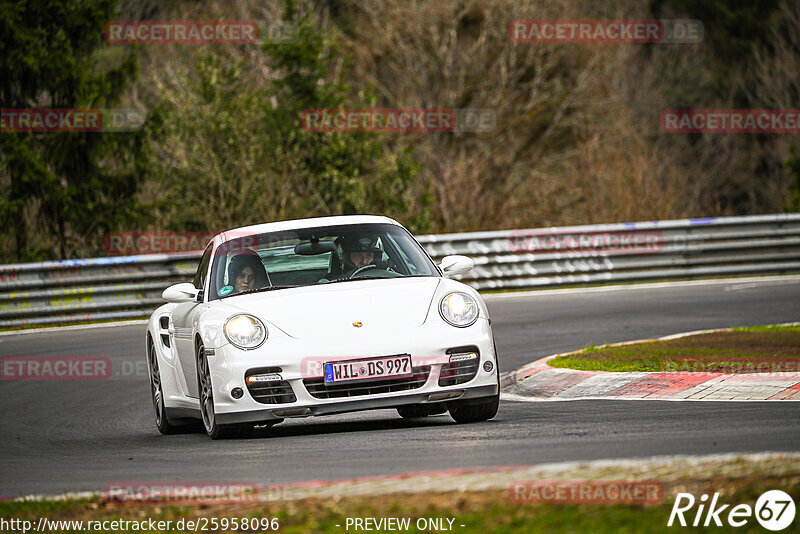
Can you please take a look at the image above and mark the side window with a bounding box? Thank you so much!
[193,244,213,289]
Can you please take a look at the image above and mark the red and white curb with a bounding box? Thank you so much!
[501,326,800,402]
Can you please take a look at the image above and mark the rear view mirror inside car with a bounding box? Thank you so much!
[294,240,336,255]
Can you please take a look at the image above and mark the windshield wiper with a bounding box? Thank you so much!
[322,275,398,284]
[235,285,297,295]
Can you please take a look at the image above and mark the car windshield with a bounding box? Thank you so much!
[208,223,438,300]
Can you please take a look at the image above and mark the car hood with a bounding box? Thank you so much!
[224,277,442,339]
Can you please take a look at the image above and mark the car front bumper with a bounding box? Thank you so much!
[206,318,498,423]
[215,383,498,424]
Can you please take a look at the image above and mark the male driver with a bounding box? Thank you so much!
[337,235,384,278]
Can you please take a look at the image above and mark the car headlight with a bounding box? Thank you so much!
[439,292,479,327]
[224,314,267,349]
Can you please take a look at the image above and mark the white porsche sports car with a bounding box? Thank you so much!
[146,215,499,438]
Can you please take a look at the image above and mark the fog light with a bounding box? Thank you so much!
[231,387,244,399]
[483,361,494,372]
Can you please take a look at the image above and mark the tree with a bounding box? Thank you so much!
[262,0,431,231]
[134,0,430,237]
[0,0,139,261]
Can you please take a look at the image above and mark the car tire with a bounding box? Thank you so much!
[196,340,251,439]
[397,404,448,419]
[148,336,196,435]
[449,343,500,423]
[448,393,499,423]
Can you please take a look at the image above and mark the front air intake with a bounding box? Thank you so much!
[439,347,480,386]
[245,367,296,404]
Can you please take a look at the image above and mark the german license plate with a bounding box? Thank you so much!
[323,354,413,384]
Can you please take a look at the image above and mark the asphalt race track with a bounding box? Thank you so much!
[1,277,799,498]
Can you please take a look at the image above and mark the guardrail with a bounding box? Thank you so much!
[2,213,799,328]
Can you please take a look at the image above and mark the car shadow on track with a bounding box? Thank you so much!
[133,407,503,442]
[245,413,460,440]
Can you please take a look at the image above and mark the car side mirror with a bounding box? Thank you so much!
[439,255,474,277]
[162,283,200,303]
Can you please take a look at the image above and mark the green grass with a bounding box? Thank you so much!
[1,478,798,533]
[549,325,800,373]
[731,324,800,333]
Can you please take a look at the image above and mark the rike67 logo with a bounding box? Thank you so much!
[668,490,796,531]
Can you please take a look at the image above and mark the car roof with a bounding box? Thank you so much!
[216,215,401,243]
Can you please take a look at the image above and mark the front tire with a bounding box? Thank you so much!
[197,341,251,439]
